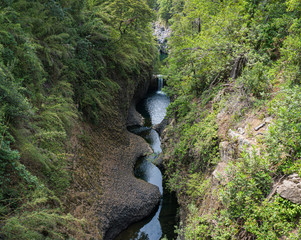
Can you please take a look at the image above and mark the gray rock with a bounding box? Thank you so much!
[254,123,266,131]
[237,127,245,135]
[127,101,144,126]
[228,129,240,139]
[100,133,161,240]
[228,129,251,151]
[153,22,171,54]
[288,173,299,179]
[220,141,234,162]
[277,175,301,204]
[291,178,300,184]
[212,162,229,185]
[153,118,169,136]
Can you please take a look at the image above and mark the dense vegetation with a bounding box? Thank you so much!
[0,0,156,238]
[159,0,301,239]
[1,0,301,239]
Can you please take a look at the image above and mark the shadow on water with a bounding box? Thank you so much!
[115,89,178,240]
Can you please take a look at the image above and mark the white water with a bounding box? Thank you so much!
[157,75,164,92]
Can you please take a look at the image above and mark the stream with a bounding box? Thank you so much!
[115,80,178,240]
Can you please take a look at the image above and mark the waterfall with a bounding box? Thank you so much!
[157,75,163,91]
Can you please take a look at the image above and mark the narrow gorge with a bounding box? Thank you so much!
[1,1,301,240]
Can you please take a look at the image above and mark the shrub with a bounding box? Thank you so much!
[221,147,272,219]
[266,86,301,175]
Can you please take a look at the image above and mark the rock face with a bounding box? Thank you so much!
[153,118,169,136]
[69,126,161,240]
[127,101,144,126]
[126,73,150,127]
[67,72,162,240]
[277,174,301,204]
[228,129,252,151]
[100,133,161,240]
[212,141,234,185]
[101,75,161,239]
[212,162,229,185]
[220,141,235,162]
[153,22,171,54]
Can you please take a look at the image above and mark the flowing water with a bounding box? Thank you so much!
[157,75,164,92]
[115,82,178,240]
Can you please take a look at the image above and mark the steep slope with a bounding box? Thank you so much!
[66,76,161,240]
[159,0,301,239]
[0,1,160,239]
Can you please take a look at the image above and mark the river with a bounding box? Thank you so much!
[115,81,178,240]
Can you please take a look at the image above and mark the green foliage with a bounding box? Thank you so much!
[168,106,219,173]
[0,0,156,238]
[2,187,85,240]
[237,53,272,97]
[186,174,210,200]
[178,87,301,238]
[162,0,301,239]
[0,119,20,185]
[244,197,301,240]
[279,18,301,84]
[214,86,301,239]
[3,210,81,240]
[220,148,272,219]
[158,0,173,23]
[180,205,237,240]
[163,0,299,102]
[266,86,301,175]
[164,86,223,195]
[0,116,39,199]
[0,69,31,121]
[182,205,213,240]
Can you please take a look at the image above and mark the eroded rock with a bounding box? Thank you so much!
[212,142,234,185]
[127,101,144,126]
[101,133,161,240]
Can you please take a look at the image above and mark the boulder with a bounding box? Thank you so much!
[153,118,169,136]
[277,174,301,204]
